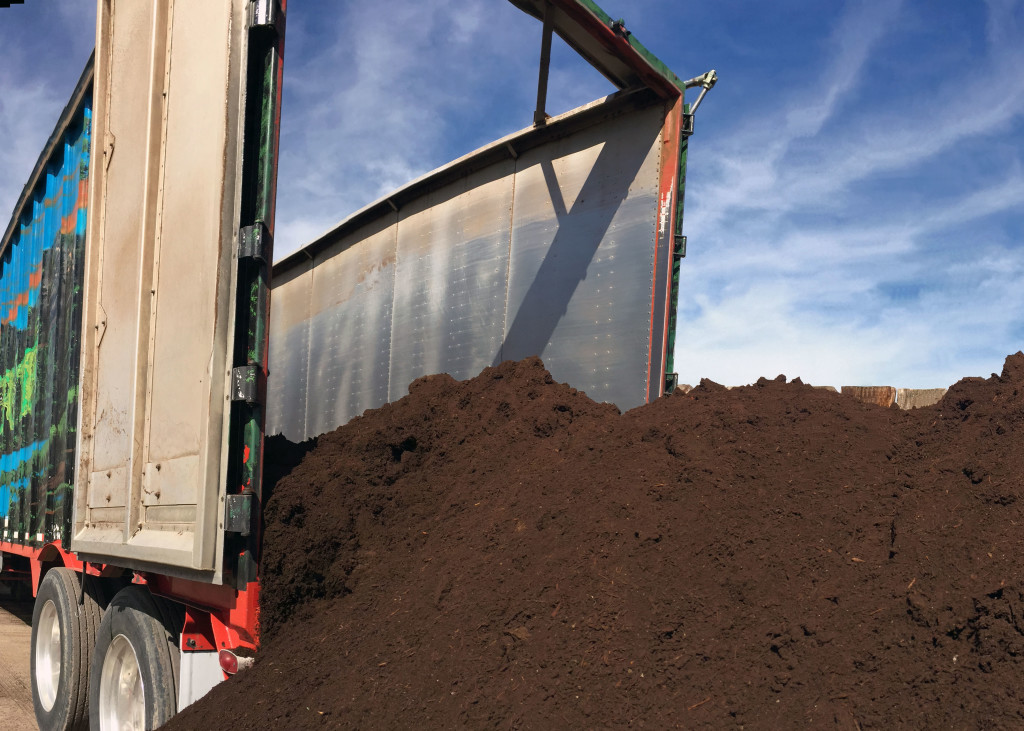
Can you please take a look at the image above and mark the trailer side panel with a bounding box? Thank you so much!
[0,69,92,550]
[268,91,677,442]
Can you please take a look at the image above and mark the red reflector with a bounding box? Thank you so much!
[218,649,239,675]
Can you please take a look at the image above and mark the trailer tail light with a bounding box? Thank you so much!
[218,649,254,676]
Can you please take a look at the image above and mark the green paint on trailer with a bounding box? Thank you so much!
[573,0,688,93]
[0,344,39,431]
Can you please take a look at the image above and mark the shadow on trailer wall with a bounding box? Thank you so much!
[267,90,679,442]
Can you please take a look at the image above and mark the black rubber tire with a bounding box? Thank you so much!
[30,568,103,731]
[89,585,182,730]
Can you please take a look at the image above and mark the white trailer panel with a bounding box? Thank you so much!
[73,0,251,576]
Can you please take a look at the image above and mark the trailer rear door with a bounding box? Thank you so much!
[72,0,282,579]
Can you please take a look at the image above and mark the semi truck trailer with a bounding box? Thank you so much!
[0,1,713,728]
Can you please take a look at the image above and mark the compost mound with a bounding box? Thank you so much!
[169,355,1024,729]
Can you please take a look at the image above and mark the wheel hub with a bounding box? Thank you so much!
[98,634,146,731]
[34,599,61,712]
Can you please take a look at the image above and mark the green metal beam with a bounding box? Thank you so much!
[508,0,686,98]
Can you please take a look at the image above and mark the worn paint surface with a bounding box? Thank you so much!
[0,93,91,547]
[226,1,287,587]
[71,0,274,579]
[663,103,689,385]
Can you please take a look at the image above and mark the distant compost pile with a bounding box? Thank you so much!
[169,354,1024,729]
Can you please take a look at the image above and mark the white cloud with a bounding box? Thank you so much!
[0,3,95,228]
[690,0,1024,230]
[274,0,530,256]
[676,0,1024,388]
[0,81,53,224]
[273,0,613,258]
[783,0,902,140]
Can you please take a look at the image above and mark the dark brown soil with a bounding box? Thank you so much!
[169,354,1024,729]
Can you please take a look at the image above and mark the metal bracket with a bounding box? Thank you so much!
[238,222,271,264]
[231,365,261,404]
[681,113,694,137]
[674,235,687,259]
[683,69,718,117]
[683,70,718,90]
[665,372,679,394]
[248,0,285,34]
[534,2,554,126]
[224,493,253,536]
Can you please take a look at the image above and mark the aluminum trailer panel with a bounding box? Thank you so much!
[0,62,92,550]
[268,88,684,442]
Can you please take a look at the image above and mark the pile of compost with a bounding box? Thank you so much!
[170,354,1024,729]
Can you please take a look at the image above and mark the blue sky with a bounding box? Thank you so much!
[1,0,1022,390]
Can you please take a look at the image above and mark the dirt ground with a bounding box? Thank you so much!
[0,584,36,730]
[167,354,1024,729]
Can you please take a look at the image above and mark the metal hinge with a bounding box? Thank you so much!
[231,365,261,404]
[248,0,285,33]
[224,493,252,536]
[682,69,717,123]
[674,235,687,259]
[681,113,694,137]
[665,372,679,394]
[238,222,272,264]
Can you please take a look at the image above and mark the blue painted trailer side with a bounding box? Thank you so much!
[0,59,91,549]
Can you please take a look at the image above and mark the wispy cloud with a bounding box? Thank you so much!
[677,0,1024,388]
[276,0,514,251]
[273,0,613,256]
[0,3,94,227]
[783,0,902,140]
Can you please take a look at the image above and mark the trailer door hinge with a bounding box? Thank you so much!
[681,69,717,130]
[224,493,253,535]
[681,113,694,137]
[238,222,272,264]
[665,372,679,394]
[674,235,687,259]
[231,365,261,404]
[248,0,285,34]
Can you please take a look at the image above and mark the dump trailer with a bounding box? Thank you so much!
[0,1,712,728]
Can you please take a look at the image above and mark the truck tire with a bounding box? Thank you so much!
[89,585,182,731]
[30,568,103,731]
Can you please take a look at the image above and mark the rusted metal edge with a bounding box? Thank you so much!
[508,0,685,99]
[273,86,662,275]
[0,53,95,260]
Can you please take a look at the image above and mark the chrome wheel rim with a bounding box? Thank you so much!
[98,634,145,731]
[34,599,61,712]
